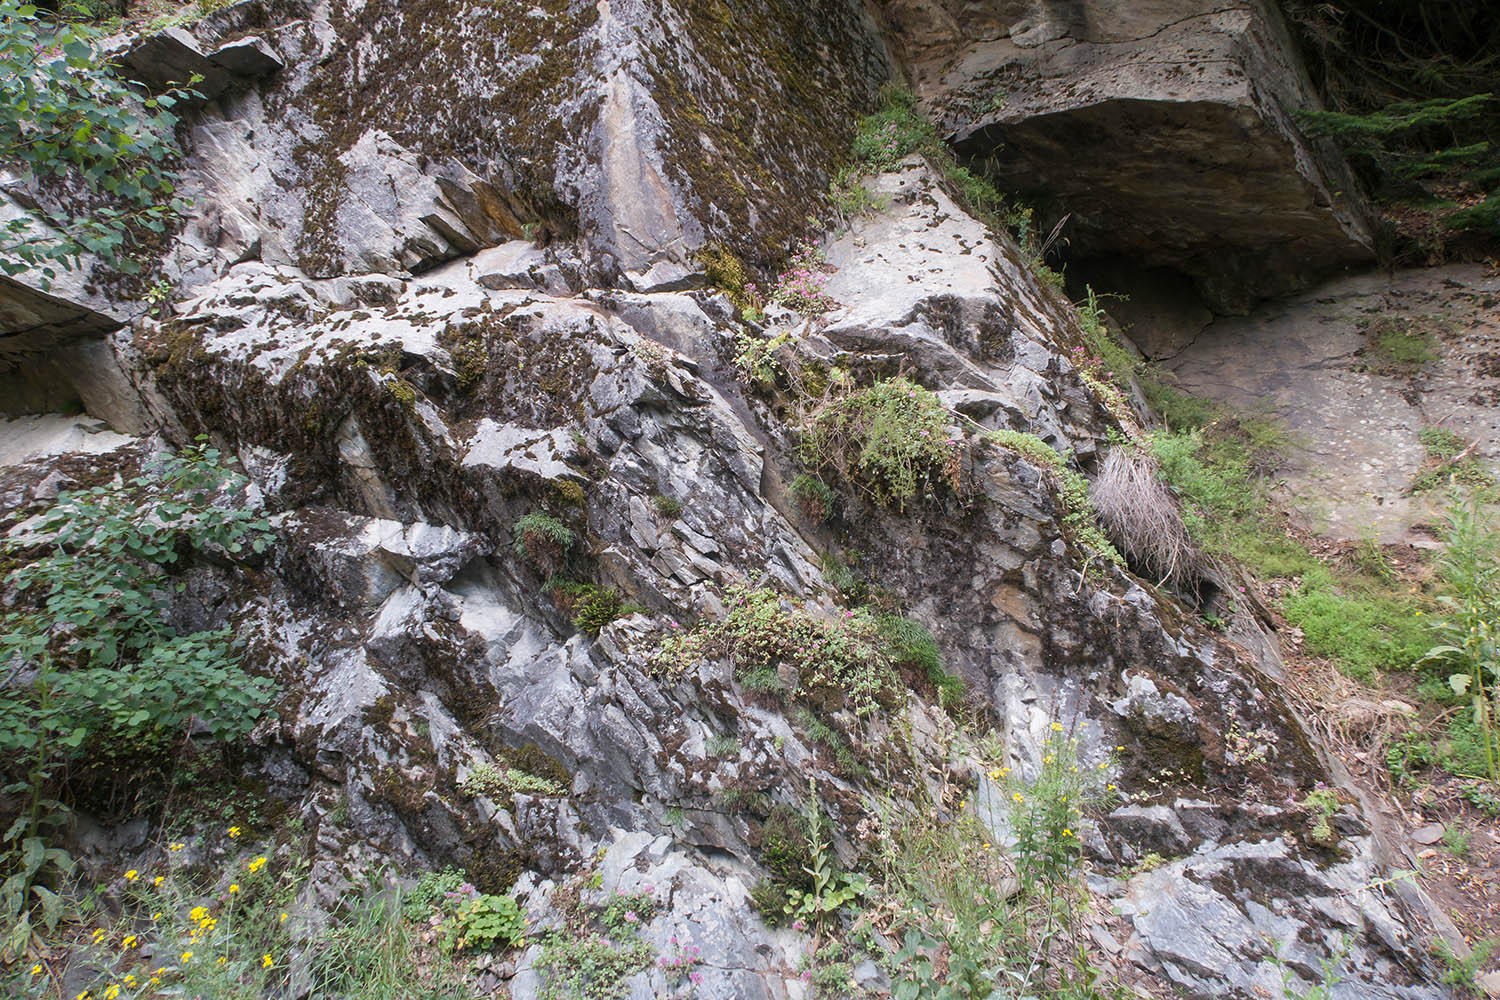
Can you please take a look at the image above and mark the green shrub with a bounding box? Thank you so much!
[651,588,899,718]
[514,512,575,567]
[877,615,965,709]
[789,473,835,522]
[570,586,639,636]
[0,443,274,955]
[802,376,961,511]
[0,1,197,286]
[436,888,526,954]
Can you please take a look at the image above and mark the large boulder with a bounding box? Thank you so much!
[893,0,1379,315]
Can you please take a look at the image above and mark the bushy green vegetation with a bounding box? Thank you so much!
[535,879,658,1000]
[880,728,1119,999]
[790,473,836,522]
[0,1,197,286]
[8,837,503,1000]
[652,587,899,718]
[1281,568,1429,684]
[514,511,575,567]
[459,761,567,800]
[802,376,961,512]
[847,86,1004,224]
[0,444,274,959]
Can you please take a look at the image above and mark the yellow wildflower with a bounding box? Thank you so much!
[263,954,274,968]
[190,907,209,922]
[149,978,161,987]
[1063,828,1073,837]
[228,826,241,838]
[169,842,185,852]
[152,911,162,921]
[279,911,289,923]
[248,856,268,874]
[1107,784,1116,791]
[154,875,164,886]
[217,957,227,966]
[77,992,90,1000]
[1011,792,1024,803]
[982,843,992,850]
[988,768,1002,780]
[124,869,138,881]
[123,934,138,948]
[181,951,194,963]
[124,976,136,986]
[103,985,121,1000]
[1051,722,1063,731]
[30,964,43,975]
[229,883,240,894]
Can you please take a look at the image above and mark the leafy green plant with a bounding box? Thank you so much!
[1301,785,1341,847]
[402,868,468,921]
[0,444,274,957]
[514,512,575,568]
[535,881,656,1000]
[0,1,199,286]
[650,587,899,718]
[437,886,526,954]
[790,473,835,522]
[783,784,866,933]
[567,585,640,637]
[1419,499,1500,781]
[459,762,565,800]
[802,376,961,511]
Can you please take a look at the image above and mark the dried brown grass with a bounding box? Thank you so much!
[1090,447,1198,587]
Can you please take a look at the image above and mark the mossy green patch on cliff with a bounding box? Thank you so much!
[280,0,599,270]
[640,0,885,272]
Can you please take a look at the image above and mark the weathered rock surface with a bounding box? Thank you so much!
[895,0,1378,313]
[0,3,1471,997]
[1167,263,1500,544]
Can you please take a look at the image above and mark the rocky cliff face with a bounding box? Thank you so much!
[0,2,1467,998]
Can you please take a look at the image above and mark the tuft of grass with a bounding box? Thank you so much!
[1280,566,1429,683]
[789,473,835,523]
[650,493,683,519]
[1090,447,1197,586]
[1363,315,1440,373]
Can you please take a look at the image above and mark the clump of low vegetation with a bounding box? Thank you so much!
[1361,314,1442,374]
[1412,426,1495,493]
[459,761,567,801]
[789,473,835,522]
[0,444,275,959]
[534,877,659,1000]
[1091,446,1198,586]
[771,241,838,314]
[802,375,962,512]
[514,511,575,568]
[650,587,899,718]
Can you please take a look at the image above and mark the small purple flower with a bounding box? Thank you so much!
[624,911,638,923]
[792,919,807,932]
[690,972,704,984]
